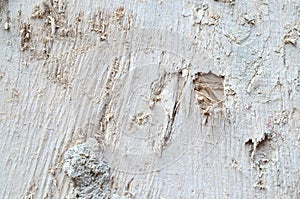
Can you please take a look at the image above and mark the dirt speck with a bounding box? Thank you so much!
[0,0,8,16]
[0,71,4,80]
[214,0,235,6]
[19,22,32,51]
[24,181,37,199]
[114,7,125,21]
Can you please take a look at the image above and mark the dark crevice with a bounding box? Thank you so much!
[162,72,185,147]
[163,100,180,144]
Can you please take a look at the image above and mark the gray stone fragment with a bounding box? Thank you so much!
[63,138,112,199]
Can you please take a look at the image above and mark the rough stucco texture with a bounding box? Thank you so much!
[0,0,300,198]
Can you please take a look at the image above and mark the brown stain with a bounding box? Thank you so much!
[193,72,224,112]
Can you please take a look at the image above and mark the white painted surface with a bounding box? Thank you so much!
[0,0,300,198]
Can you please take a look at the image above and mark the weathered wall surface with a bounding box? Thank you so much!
[0,0,300,198]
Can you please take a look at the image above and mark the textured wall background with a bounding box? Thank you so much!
[0,0,300,198]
